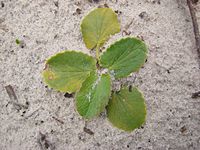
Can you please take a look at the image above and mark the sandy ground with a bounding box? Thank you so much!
[0,0,200,149]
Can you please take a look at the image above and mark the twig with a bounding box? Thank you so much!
[24,107,42,119]
[5,85,28,111]
[124,19,134,30]
[122,30,131,36]
[5,85,18,100]
[83,127,94,135]
[187,0,200,68]
[52,116,64,124]
[122,19,134,36]
[38,132,55,150]
[191,0,199,4]
[192,91,200,98]
[9,101,28,109]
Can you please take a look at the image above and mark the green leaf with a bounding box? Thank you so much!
[76,73,111,119]
[81,8,120,49]
[15,39,20,45]
[100,37,148,78]
[42,51,96,93]
[107,87,146,131]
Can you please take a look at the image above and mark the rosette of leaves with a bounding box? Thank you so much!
[42,8,148,131]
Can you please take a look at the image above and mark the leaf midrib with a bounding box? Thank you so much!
[109,44,144,69]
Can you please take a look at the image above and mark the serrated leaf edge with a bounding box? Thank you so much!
[107,86,147,132]
[80,7,121,50]
[42,50,96,93]
[100,37,148,78]
[75,73,112,120]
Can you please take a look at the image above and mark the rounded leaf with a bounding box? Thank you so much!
[76,73,111,119]
[81,8,120,49]
[107,87,146,131]
[100,37,148,78]
[42,51,96,93]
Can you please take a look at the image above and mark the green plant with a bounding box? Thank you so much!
[15,39,20,45]
[42,8,148,131]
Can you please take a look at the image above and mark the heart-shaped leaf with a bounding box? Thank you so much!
[76,72,111,119]
[81,8,120,49]
[42,51,96,93]
[100,37,148,78]
[107,87,146,131]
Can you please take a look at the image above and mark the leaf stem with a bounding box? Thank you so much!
[96,44,100,62]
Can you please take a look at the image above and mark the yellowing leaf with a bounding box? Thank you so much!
[81,8,120,49]
[107,87,146,131]
[76,73,111,119]
[42,51,96,93]
[100,37,148,78]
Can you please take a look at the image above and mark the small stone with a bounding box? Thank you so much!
[180,126,187,133]
[139,12,150,21]
[1,1,4,8]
